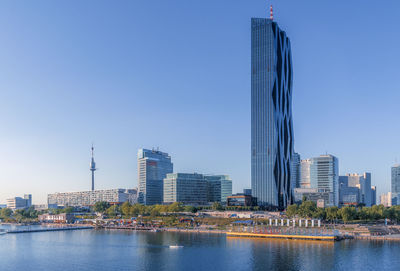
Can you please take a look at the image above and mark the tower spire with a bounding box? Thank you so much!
[90,144,97,191]
[270,5,273,20]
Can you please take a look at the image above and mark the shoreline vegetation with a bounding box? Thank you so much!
[2,201,400,241]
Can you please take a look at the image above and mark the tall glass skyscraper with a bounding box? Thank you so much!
[251,17,294,208]
[391,164,400,205]
[137,148,173,205]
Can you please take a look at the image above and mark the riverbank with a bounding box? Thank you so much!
[353,234,400,241]
[163,228,225,234]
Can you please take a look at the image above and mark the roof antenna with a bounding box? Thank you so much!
[270,5,273,20]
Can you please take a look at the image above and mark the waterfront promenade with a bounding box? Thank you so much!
[6,225,93,234]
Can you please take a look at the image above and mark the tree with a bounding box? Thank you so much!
[94,201,110,213]
[121,202,132,217]
[150,206,160,217]
[63,207,74,214]
[212,202,224,211]
[286,204,298,218]
[184,205,197,213]
[367,205,384,221]
[326,206,339,223]
[338,206,356,223]
[106,205,120,217]
[168,202,184,212]
[130,204,144,216]
[298,201,316,218]
[358,207,368,221]
[0,208,12,218]
[312,208,326,219]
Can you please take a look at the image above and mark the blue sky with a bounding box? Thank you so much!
[0,0,399,204]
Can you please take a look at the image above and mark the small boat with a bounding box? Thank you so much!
[169,245,183,249]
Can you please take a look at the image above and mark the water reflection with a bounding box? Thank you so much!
[0,230,399,270]
[227,237,335,271]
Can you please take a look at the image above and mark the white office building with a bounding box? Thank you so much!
[6,194,32,210]
[299,155,339,206]
[47,189,137,207]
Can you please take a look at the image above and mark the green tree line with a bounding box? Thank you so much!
[286,201,400,223]
[94,202,196,218]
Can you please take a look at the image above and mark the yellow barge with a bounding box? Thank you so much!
[226,231,338,241]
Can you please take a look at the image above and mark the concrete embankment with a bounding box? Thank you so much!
[6,226,93,234]
[353,235,400,241]
[163,228,225,234]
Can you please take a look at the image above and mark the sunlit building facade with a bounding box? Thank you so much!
[300,155,339,206]
[163,173,208,206]
[205,175,232,204]
[47,189,137,207]
[137,149,173,205]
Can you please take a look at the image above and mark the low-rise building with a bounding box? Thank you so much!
[47,189,137,207]
[6,194,32,210]
[227,194,257,207]
[243,189,252,196]
[294,188,334,207]
[38,213,75,223]
[33,204,59,211]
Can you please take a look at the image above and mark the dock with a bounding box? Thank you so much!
[102,226,158,231]
[226,231,338,241]
[6,226,93,234]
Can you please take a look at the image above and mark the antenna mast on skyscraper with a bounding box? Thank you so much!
[270,5,273,20]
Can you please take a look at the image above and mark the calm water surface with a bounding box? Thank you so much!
[0,228,399,271]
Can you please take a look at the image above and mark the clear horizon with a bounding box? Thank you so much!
[0,0,399,204]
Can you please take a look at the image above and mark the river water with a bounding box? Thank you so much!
[0,229,399,271]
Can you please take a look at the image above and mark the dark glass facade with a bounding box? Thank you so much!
[251,18,294,208]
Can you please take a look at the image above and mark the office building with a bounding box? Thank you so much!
[251,15,294,208]
[163,173,208,206]
[243,189,252,196]
[137,148,173,205]
[391,164,400,204]
[205,175,232,204]
[293,188,334,207]
[300,159,311,188]
[290,153,301,190]
[371,186,377,206]
[380,192,393,207]
[339,176,360,206]
[348,173,372,206]
[47,189,137,207]
[339,173,373,207]
[299,155,339,206]
[227,194,257,207]
[6,194,32,210]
